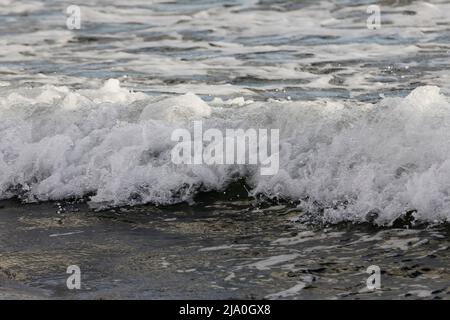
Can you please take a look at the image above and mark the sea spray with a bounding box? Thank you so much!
[1,81,450,224]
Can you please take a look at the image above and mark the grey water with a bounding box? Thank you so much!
[1,0,450,299]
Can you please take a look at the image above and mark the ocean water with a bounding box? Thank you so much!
[2,0,450,224]
[1,0,450,299]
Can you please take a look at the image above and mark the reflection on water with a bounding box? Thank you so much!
[0,198,449,299]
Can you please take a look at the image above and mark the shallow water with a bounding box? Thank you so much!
[1,0,450,99]
[0,196,449,299]
[1,0,450,299]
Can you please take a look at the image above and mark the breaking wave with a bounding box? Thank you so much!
[1,79,450,225]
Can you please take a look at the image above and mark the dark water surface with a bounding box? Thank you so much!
[1,197,449,299]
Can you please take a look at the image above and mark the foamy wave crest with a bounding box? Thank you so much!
[1,80,450,225]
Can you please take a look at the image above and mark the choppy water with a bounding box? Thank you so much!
[1,0,450,97]
[1,0,450,299]
[1,0,449,95]
[0,196,449,299]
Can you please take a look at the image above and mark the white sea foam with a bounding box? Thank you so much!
[2,0,450,96]
[1,80,450,225]
[265,279,312,299]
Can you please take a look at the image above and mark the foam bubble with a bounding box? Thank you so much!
[1,80,450,225]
